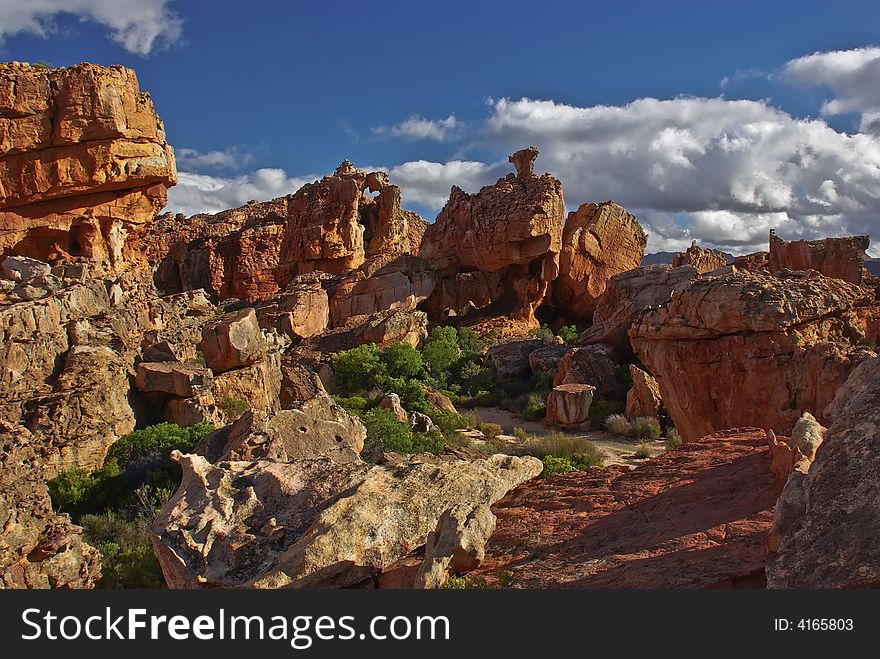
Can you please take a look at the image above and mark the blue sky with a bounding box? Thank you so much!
[2,0,880,255]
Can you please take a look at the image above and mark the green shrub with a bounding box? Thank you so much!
[333,395,370,416]
[634,443,654,459]
[422,326,462,375]
[558,325,579,343]
[382,342,426,380]
[111,422,214,464]
[427,409,468,435]
[220,397,249,419]
[442,574,494,589]
[361,408,445,456]
[541,455,577,477]
[47,462,122,517]
[665,428,683,451]
[80,511,166,589]
[630,416,662,440]
[531,324,554,343]
[514,433,603,467]
[604,413,632,436]
[588,399,626,428]
[478,422,504,439]
[512,427,529,441]
[524,392,547,420]
[332,343,387,392]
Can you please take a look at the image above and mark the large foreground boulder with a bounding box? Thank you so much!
[767,356,880,587]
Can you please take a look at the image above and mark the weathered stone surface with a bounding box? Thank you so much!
[767,357,880,587]
[545,384,595,429]
[625,365,662,418]
[415,503,496,589]
[0,422,101,588]
[379,393,408,423]
[552,201,646,319]
[0,62,176,271]
[527,344,568,376]
[474,429,782,588]
[221,396,365,464]
[425,387,457,414]
[277,279,329,340]
[420,148,564,324]
[211,352,282,422]
[630,269,873,442]
[671,240,730,274]
[135,361,212,398]
[486,339,544,379]
[581,265,698,356]
[151,453,542,588]
[769,229,869,285]
[149,162,425,302]
[164,391,222,428]
[410,411,435,434]
[200,308,266,374]
[361,307,428,348]
[553,344,619,398]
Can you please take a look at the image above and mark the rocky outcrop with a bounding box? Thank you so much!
[767,357,880,587]
[625,365,662,418]
[151,452,542,588]
[630,269,874,442]
[135,361,212,398]
[0,62,176,272]
[486,339,544,379]
[474,429,782,588]
[552,201,646,319]
[528,344,568,376]
[545,384,594,429]
[414,503,496,589]
[420,148,564,325]
[768,230,869,285]
[671,240,730,274]
[149,162,425,302]
[553,344,619,399]
[580,265,698,356]
[199,308,266,374]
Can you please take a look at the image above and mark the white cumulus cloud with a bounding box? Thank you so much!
[175,147,254,171]
[785,46,880,134]
[373,114,460,141]
[0,0,183,55]
[382,159,508,208]
[165,169,316,217]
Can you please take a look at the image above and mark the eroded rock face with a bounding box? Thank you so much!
[474,429,782,588]
[545,384,595,429]
[149,162,425,302]
[420,148,564,324]
[486,339,544,379]
[200,308,266,374]
[552,201,646,319]
[0,62,176,271]
[625,365,662,419]
[151,452,542,588]
[767,357,880,587]
[671,240,730,274]
[553,344,619,398]
[580,265,698,357]
[769,230,869,285]
[630,269,874,442]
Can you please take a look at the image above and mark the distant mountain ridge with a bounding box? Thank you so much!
[644,252,880,276]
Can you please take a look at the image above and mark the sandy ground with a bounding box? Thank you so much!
[468,406,666,468]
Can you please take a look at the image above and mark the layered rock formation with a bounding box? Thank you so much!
[475,429,782,587]
[580,265,698,356]
[544,384,594,429]
[630,269,874,442]
[552,201,646,319]
[767,357,880,587]
[671,240,730,274]
[0,62,176,271]
[768,230,869,285]
[420,147,564,326]
[149,162,425,304]
[625,365,662,418]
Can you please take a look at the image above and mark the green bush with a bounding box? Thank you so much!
[531,324,554,343]
[422,326,462,375]
[333,395,370,416]
[332,343,387,392]
[80,511,166,589]
[558,325,579,343]
[427,409,468,435]
[604,413,632,436]
[630,416,662,440]
[514,433,603,467]
[47,462,122,518]
[541,455,577,477]
[665,428,683,451]
[442,574,494,589]
[220,397,249,419]
[512,427,529,441]
[361,407,445,456]
[478,422,504,439]
[111,422,214,464]
[589,399,626,428]
[381,342,426,380]
[524,392,547,420]
[634,442,654,459]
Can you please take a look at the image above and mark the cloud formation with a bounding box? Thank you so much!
[166,169,316,217]
[0,0,182,55]
[383,159,507,208]
[373,115,460,141]
[785,46,880,134]
[175,147,253,171]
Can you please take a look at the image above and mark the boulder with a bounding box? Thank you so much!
[361,307,428,348]
[486,339,544,379]
[528,344,568,376]
[211,352,282,421]
[0,62,176,272]
[545,384,595,429]
[200,308,266,374]
[769,229,869,284]
[552,201,647,319]
[767,357,880,587]
[151,453,542,588]
[277,279,329,340]
[164,391,222,428]
[414,504,496,589]
[379,393,408,423]
[553,344,619,398]
[581,265,698,356]
[1,255,51,284]
[135,361,212,398]
[671,240,730,274]
[425,387,457,414]
[410,411,436,434]
[625,365,662,418]
[630,269,873,442]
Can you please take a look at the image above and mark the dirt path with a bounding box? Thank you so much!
[469,405,665,468]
